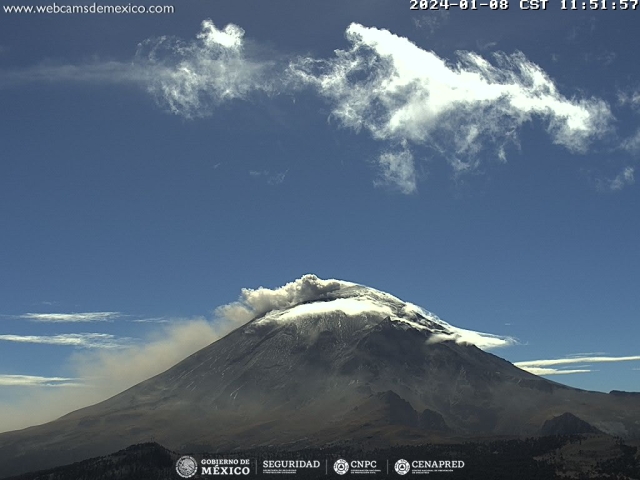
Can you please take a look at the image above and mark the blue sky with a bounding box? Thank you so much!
[1,2,639,432]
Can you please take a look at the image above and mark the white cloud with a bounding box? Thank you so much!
[374,147,417,193]
[249,169,289,185]
[0,375,79,387]
[583,50,616,66]
[215,274,352,324]
[19,312,120,322]
[412,13,449,36]
[0,20,273,120]
[0,333,129,349]
[0,61,150,87]
[0,20,619,193]
[477,40,498,52]
[622,130,640,155]
[601,166,635,191]
[427,328,517,350]
[618,88,640,109]
[131,317,171,323]
[516,355,640,368]
[289,23,612,188]
[137,19,275,118]
[515,354,640,376]
[566,352,607,357]
[521,367,592,376]
[268,171,288,185]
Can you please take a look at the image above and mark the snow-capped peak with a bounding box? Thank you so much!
[216,274,516,351]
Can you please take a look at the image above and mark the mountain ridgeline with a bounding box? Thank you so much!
[0,275,638,478]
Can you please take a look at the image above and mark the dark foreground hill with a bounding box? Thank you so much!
[5,443,178,480]
[1,276,639,478]
[6,436,640,480]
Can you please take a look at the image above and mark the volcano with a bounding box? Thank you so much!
[0,275,638,478]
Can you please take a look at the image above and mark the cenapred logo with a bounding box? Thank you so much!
[176,456,198,478]
[333,458,350,475]
[394,459,410,475]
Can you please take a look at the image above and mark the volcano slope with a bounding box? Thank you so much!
[0,275,638,478]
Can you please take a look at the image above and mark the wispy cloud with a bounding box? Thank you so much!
[617,86,640,155]
[289,23,613,191]
[618,88,640,109]
[566,352,607,357]
[137,20,276,118]
[622,130,640,155]
[0,333,130,349]
[522,367,592,376]
[0,61,150,87]
[515,354,640,375]
[0,375,79,387]
[0,20,622,193]
[374,147,417,194]
[131,317,171,324]
[249,169,288,185]
[0,20,275,120]
[7,312,173,324]
[412,12,449,36]
[597,166,635,191]
[583,50,616,66]
[19,312,120,322]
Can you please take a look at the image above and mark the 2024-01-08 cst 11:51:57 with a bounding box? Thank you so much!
[410,0,638,8]
[410,0,510,10]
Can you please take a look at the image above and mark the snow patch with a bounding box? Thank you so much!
[276,297,393,322]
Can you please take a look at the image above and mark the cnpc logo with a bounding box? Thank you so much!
[333,459,349,475]
[333,459,378,475]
